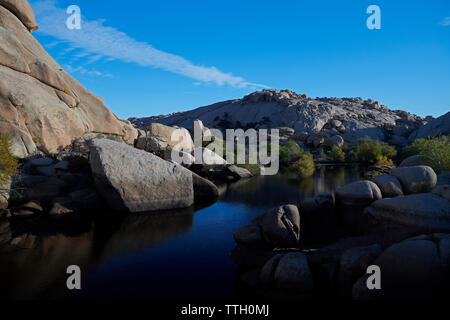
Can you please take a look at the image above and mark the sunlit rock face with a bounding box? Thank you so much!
[0,1,137,158]
[130,89,427,147]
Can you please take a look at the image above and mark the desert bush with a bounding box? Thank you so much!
[353,136,397,165]
[402,136,450,173]
[327,146,346,162]
[279,140,304,166]
[289,152,315,178]
[0,134,19,185]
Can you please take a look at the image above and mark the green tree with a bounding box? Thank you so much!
[354,136,397,165]
[290,152,315,177]
[402,136,450,173]
[327,146,346,162]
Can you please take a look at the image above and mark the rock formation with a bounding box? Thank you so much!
[130,89,429,148]
[0,0,137,158]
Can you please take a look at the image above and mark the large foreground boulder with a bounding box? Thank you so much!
[89,139,194,213]
[390,166,437,194]
[352,234,450,299]
[0,1,137,158]
[260,252,313,299]
[360,193,450,239]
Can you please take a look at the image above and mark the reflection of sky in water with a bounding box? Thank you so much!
[1,166,363,300]
[81,166,362,300]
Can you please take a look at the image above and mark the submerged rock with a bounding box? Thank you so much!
[89,139,194,213]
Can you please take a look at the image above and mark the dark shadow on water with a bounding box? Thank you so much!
[0,166,363,300]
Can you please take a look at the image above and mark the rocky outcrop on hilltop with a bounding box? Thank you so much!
[409,111,450,141]
[0,0,137,158]
[130,89,429,148]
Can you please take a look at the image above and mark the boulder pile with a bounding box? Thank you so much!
[230,165,450,299]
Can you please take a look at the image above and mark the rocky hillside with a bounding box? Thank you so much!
[130,90,441,147]
[0,0,137,158]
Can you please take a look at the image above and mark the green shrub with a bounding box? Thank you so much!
[327,146,346,162]
[353,136,397,165]
[402,136,450,173]
[318,149,327,162]
[289,152,315,178]
[279,140,304,166]
[0,134,19,185]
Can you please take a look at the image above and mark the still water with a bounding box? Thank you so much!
[0,165,363,300]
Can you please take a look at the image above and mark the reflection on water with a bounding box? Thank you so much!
[0,165,362,300]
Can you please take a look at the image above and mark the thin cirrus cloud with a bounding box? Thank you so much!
[30,0,267,89]
[440,17,450,26]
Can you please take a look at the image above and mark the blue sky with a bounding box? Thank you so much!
[29,0,449,119]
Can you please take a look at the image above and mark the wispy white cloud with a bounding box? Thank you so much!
[440,17,450,26]
[31,0,267,89]
[64,65,112,78]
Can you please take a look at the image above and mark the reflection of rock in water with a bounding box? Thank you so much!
[221,167,362,209]
[0,231,93,299]
[99,207,194,260]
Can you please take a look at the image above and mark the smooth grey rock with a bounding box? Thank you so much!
[149,123,194,152]
[338,244,383,298]
[164,147,195,168]
[336,181,382,207]
[234,224,264,246]
[273,252,313,296]
[390,166,437,194]
[352,234,450,299]
[399,155,433,168]
[192,172,219,202]
[89,139,194,213]
[361,194,450,238]
[431,185,450,202]
[371,174,403,198]
[135,134,167,154]
[260,254,284,285]
[253,205,301,248]
[195,147,227,165]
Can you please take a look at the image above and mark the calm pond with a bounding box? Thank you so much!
[0,165,363,300]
